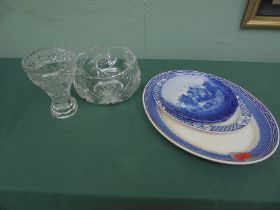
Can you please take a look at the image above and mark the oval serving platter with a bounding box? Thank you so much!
[143,70,279,165]
[153,71,251,133]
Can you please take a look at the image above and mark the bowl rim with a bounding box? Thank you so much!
[76,46,137,80]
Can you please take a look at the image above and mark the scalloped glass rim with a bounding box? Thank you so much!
[21,47,76,73]
[77,46,136,80]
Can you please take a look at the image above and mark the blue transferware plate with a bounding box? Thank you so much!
[158,71,238,123]
[143,70,279,165]
[153,71,251,133]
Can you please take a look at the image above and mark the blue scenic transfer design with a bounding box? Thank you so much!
[159,73,238,123]
[153,72,251,132]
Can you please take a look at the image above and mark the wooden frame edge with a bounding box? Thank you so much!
[241,0,280,29]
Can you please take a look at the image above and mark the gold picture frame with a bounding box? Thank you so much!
[241,0,280,28]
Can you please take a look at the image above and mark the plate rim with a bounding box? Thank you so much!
[143,70,279,165]
[156,71,239,123]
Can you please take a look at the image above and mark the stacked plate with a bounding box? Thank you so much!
[143,70,279,165]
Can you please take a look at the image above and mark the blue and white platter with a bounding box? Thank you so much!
[153,71,251,133]
[143,70,279,165]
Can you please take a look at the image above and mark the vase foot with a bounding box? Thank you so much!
[51,97,78,119]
